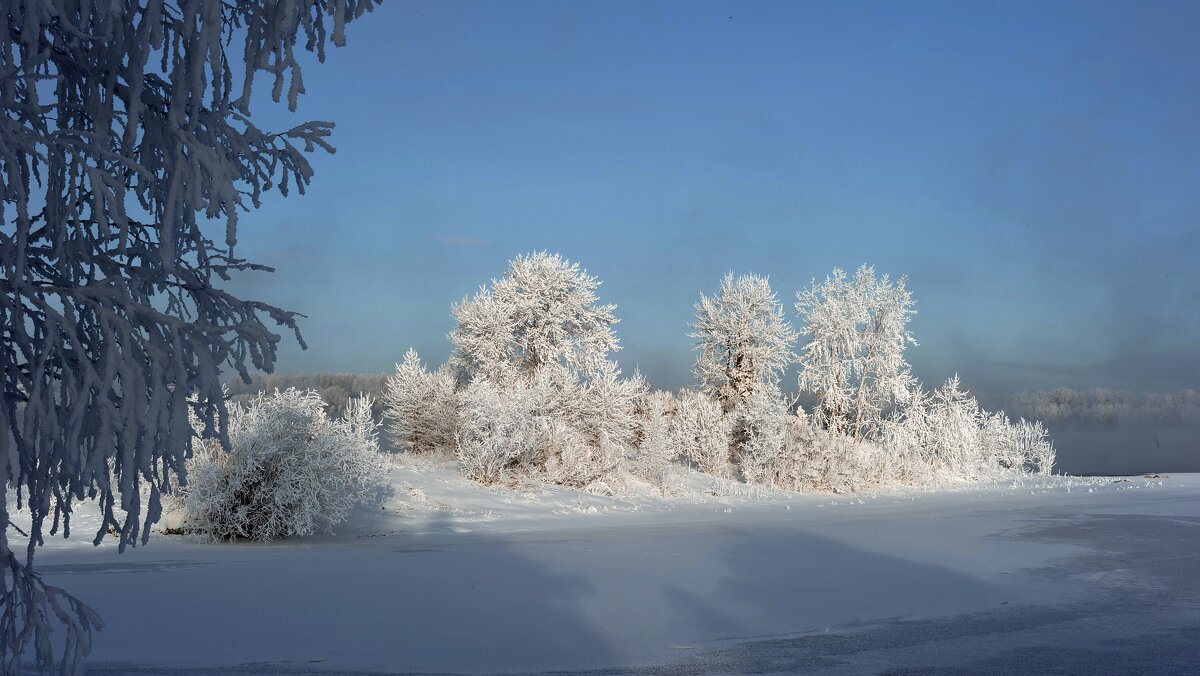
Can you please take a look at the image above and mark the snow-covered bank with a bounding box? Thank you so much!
[16,469,1200,675]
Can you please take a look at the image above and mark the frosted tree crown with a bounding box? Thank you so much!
[450,252,620,383]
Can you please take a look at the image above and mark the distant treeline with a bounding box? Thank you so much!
[984,388,1200,429]
[225,372,390,420]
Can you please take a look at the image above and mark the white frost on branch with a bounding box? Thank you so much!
[691,273,797,411]
[381,349,458,454]
[439,252,644,491]
[180,389,385,542]
[795,265,916,440]
[672,391,733,477]
[450,252,619,385]
[627,391,681,492]
[0,1,374,671]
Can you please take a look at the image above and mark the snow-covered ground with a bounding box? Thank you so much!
[17,464,1200,675]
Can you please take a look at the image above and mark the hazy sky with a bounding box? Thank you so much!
[227,0,1199,394]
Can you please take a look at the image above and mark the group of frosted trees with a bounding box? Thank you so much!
[0,1,1054,669]
[383,252,1055,495]
[383,253,645,491]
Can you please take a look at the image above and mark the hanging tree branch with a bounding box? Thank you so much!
[0,1,376,673]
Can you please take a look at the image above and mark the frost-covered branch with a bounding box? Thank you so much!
[1,1,374,671]
[794,265,916,439]
[691,273,796,411]
[449,252,619,385]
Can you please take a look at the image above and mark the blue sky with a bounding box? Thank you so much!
[227,0,1199,394]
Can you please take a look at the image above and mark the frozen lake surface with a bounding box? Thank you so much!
[21,467,1200,675]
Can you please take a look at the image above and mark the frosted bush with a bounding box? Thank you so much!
[557,362,646,451]
[627,391,680,491]
[733,386,791,484]
[723,387,892,493]
[879,378,1057,483]
[455,379,550,485]
[182,390,386,541]
[761,419,885,493]
[673,391,733,477]
[540,364,645,491]
[805,431,889,493]
[1009,418,1056,475]
[878,390,938,485]
[920,376,987,477]
[543,422,626,492]
[382,349,459,454]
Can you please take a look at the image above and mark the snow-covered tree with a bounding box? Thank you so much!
[691,273,797,411]
[180,389,385,541]
[446,252,643,489]
[627,391,680,492]
[381,350,458,454]
[544,364,647,492]
[556,362,647,453]
[733,385,792,485]
[454,378,550,485]
[795,265,916,440]
[450,252,620,385]
[672,391,733,477]
[922,375,988,477]
[0,2,372,671]
[878,386,937,483]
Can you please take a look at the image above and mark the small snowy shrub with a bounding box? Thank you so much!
[455,379,549,485]
[734,386,791,484]
[1008,418,1056,475]
[543,364,646,490]
[182,389,386,541]
[672,391,733,476]
[880,378,1057,483]
[382,349,458,454]
[807,431,889,493]
[557,362,647,451]
[543,421,625,491]
[627,391,680,490]
[765,420,885,494]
